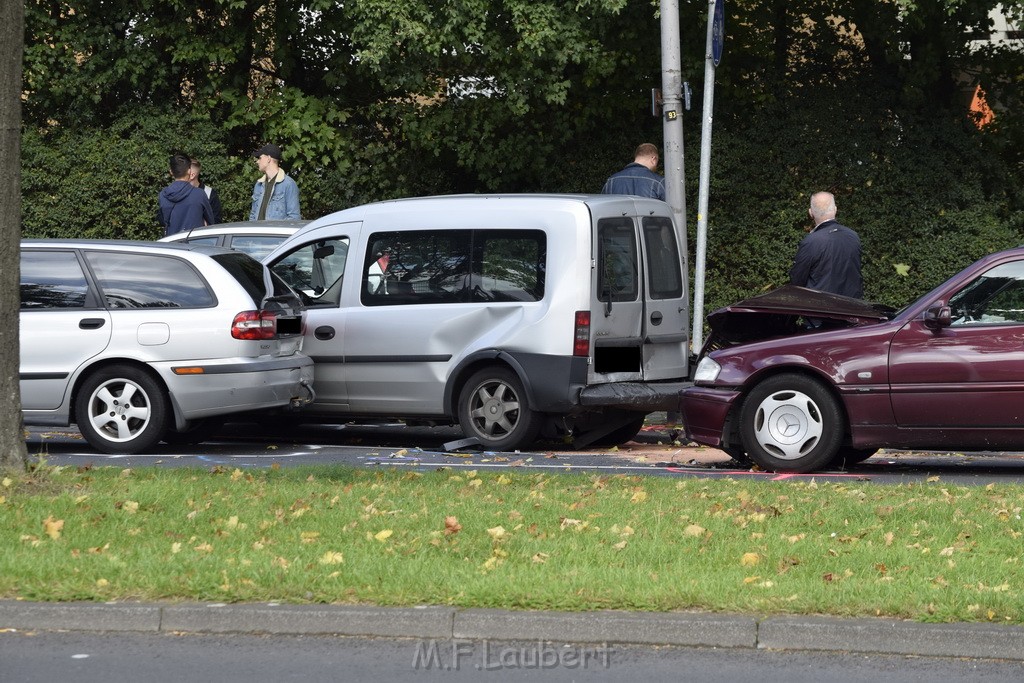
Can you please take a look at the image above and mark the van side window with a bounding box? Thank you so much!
[597,218,639,302]
[477,231,546,302]
[362,230,546,306]
[642,217,683,299]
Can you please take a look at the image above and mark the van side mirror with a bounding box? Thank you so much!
[923,303,951,330]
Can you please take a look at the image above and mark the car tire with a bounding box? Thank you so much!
[458,367,541,451]
[75,365,169,454]
[738,374,843,473]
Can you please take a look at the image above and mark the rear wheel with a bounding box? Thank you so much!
[738,374,843,473]
[75,365,168,454]
[458,367,541,451]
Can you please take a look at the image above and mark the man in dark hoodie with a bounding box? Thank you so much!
[158,152,214,236]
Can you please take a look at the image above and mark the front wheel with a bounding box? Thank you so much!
[458,367,541,451]
[738,374,843,473]
[74,365,169,454]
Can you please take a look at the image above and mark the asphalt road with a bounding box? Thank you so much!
[23,419,1024,485]
[4,630,1024,683]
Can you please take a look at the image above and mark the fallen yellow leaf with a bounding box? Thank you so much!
[374,529,393,542]
[43,516,64,540]
[740,552,760,567]
[684,524,706,537]
[487,526,507,540]
[319,551,345,565]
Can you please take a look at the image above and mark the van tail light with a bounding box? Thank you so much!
[573,310,591,357]
[231,310,278,340]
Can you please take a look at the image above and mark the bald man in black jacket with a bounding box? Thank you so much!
[789,191,863,299]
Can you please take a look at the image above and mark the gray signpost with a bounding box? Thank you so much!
[691,0,723,353]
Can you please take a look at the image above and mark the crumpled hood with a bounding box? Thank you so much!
[705,285,896,347]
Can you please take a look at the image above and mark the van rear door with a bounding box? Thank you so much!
[638,215,689,380]
[592,217,644,380]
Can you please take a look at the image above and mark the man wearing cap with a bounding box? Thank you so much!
[249,143,301,221]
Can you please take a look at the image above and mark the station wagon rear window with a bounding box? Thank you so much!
[362,229,546,306]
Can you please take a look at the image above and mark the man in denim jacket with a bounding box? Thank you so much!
[249,144,301,221]
[600,143,666,201]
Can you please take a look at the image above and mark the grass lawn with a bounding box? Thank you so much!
[1,464,1023,624]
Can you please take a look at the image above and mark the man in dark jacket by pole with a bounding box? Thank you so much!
[158,152,214,236]
[601,143,666,201]
[789,191,863,299]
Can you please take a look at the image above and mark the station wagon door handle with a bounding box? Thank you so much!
[314,326,336,341]
[649,311,663,326]
[79,318,106,330]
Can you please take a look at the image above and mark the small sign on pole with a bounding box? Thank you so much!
[712,0,725,66]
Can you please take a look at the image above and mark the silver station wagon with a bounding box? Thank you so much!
[20,240,315,454]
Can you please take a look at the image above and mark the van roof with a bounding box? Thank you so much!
[312,193,669,225]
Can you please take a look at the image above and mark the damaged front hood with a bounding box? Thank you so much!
[705,285,897,347]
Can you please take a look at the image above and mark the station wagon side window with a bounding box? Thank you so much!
[642,217,683,299]
[84,251,216,308]
[949,260,1024,326]
[361,230,546,306]
[20,250,91,309]
[597,218,639,302]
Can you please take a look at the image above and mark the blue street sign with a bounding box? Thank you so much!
[712,0,725,66]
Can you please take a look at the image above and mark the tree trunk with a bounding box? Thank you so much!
[0,0,28,474]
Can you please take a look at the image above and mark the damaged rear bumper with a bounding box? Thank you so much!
[578,380,693,412]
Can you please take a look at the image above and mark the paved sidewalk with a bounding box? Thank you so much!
[2,600,1024,661]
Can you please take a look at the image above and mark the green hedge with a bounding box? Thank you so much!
[21,98,1023,319]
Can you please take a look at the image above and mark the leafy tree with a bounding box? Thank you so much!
[2,0,27,473]
[19,0,1024,317]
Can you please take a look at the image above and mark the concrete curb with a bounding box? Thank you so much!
[3,600,1024,660]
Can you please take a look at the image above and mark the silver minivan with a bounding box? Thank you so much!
[264,194,690,450]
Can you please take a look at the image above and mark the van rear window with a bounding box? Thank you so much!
[597,218,639,302]
[361,230,546,306]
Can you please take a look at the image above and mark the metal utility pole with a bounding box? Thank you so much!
[690,0,724,353]
[660,0,688,307]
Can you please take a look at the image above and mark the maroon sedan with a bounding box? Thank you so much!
[681,247,1024,473]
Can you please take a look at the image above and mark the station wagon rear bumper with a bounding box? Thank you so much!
[157,355,316,426]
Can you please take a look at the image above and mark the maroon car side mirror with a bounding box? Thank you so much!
[923,304,952,330]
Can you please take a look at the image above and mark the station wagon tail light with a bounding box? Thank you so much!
[231,310,278,340]
[573,310,591,357]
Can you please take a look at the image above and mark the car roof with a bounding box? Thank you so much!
[21,238,239,256]
[158,220,309,241]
